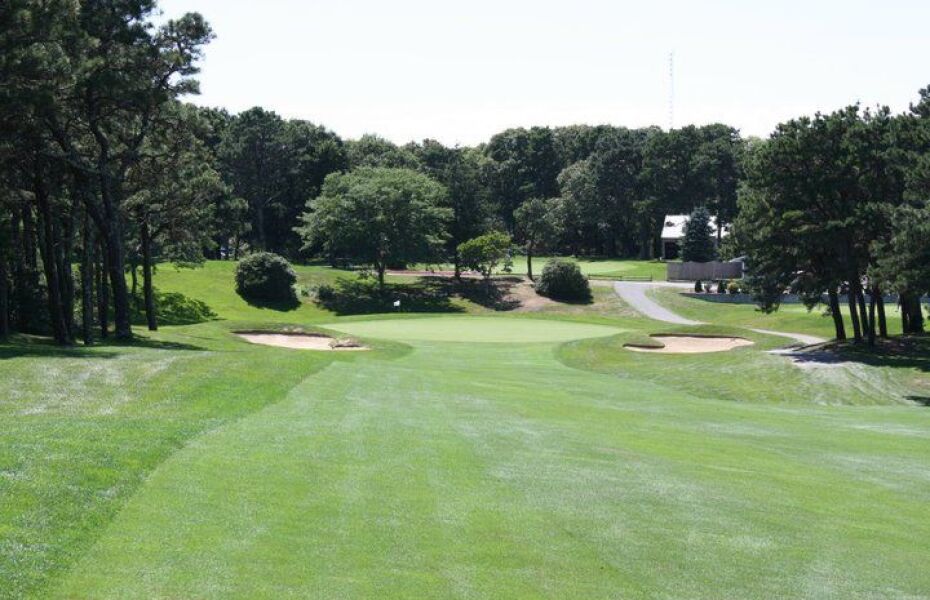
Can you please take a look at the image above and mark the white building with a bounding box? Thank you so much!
[661,214,730,260]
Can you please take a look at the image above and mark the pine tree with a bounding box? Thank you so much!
[680,206,717,262]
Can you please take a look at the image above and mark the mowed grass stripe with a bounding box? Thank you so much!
[324,316,624,343]
[53,342,930,598]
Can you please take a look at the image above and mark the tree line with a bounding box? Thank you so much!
[0,2,745,345]
[736,92,930,344]
[3,1,926,348]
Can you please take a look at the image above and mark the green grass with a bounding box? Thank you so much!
[650,287,857,340]
[2,260,929,598]
[48,337,930,598]
[325,316,623,343]
[412,256,668,280]
[147,261,339,322]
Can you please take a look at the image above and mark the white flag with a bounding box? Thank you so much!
[393,300,401,307]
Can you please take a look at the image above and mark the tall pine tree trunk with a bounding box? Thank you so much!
[16,202,40,332]
[130,263,138,297]
[828,288,846,340]
[526,251,534,281]
[867,288,876,347]
[377,262,386,293]
[847,288,862,342]
[97,239,109,339]
[141,221,157,331]
[0,249,8,339]
[34,183,72,345]
[903,294,924,334]
[874,286,887,338]
[80,216,95,345]
[103,226,132,340]
[855,285,870,344]
[59,200,78,341]
[95,162,132,340]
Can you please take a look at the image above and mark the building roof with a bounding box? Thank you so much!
[661,214,729,240]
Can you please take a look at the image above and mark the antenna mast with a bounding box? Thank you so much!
[668,51,675,130]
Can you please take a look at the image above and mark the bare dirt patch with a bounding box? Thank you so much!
[505,281,558,312]
[236,332,368,351]
[625,334,754,354]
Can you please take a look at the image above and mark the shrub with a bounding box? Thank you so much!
[727,280,740,294]
[316,283,336,302]
[234,252,297,302]
[535,259,591,302]
[694,280,703,293]
[717,280,727,294]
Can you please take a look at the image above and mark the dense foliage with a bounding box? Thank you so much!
[458,232,513,284]
[1,0,927,351]
[234,252,297,302]
[514,197,563,280]
[297,168,450,288]
[736,94,930,344]
[535,259,592,302]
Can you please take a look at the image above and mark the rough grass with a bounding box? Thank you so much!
[649,287,855,339]
[1,260,929,598]
[559,325,927,406]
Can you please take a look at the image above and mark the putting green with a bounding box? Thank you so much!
[324,316,622,343]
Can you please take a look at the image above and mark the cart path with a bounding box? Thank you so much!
[612,281,827,346]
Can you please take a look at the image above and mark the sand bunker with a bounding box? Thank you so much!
[236,332,368,351]
[625,334,754,354]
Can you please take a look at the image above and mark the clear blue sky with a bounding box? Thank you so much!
[159,0,930,146]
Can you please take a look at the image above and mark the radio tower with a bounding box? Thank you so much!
[668,51,675,130]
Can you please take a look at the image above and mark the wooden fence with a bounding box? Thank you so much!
[667,261,743,281]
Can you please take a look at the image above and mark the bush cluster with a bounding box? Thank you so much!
[535,259,591,302]
[234,252,297,302]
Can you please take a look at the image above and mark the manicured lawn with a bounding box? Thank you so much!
[145,260,348,322]
[326,315,623,343]
[2,260,929,598]
[510,256,668,280]
[412,256,668,280]
[649,287,857,340]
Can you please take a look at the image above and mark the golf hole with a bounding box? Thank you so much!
[624,334,754,354]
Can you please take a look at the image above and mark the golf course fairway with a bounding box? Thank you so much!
[48,323,930,598]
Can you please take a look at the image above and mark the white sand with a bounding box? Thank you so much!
[625,335,754,354]
[236,333,368,351]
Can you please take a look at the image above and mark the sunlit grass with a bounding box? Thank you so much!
[1,260,929,598]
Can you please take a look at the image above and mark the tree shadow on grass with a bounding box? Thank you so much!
[829,335,930,373]
[0,332,207,360]
[425,276,521,311]
[130,289,219,325]
[239,294,301,312]
[316,277,464,315]
[0,340,120,360]
[104,336,207,352]
[906,396,930,407]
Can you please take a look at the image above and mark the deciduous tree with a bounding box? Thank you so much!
[298,168,450,290]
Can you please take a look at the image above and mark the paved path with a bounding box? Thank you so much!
[612,281,826,346]
[613,281,703,326]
